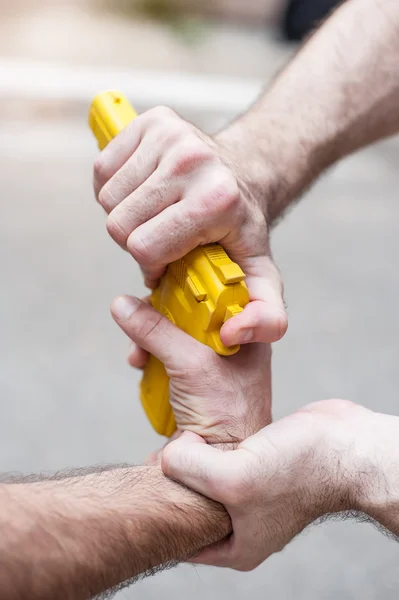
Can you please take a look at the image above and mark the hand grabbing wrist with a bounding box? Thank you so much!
[162,399,381,571]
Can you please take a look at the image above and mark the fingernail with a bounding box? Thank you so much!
[237,329,254,344]
[112,296,139,321]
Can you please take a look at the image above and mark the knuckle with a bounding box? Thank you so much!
[235,561,257,573]
[299,398,369,423]
[273,310,288,341]
[106,214,129,247]
[98,185,115,211]
[305,398,351,412]
[169,141,213,178]
[319,398,362,414]
[127,232,153,266]
[161,446,174,477]
[221,476,248,508]
[107,200,143,245]
[161,441,187,478]
[93,154,112,188]
[203,175,241,216]
[150,105,177,121]
[136,309,164,344]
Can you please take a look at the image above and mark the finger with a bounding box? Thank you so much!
[93,119,143,198]
[126,166,238,285]
[192,537,259,571]
[191,537,236,568]
[98,135,160,214]
[106,168,182,249]
[220,300,287,346]
[107,140,207,231]
[126,195,233,287]
[145,430,182,466]
[127,342,148,370]
[145,449,161,465]
[96,110,190,212]
[126,296,151,368]
[141,267,164,291]
[162,431,239,504]
[104,131,216,250]
[220,256,288,346]
[110,295,205,369]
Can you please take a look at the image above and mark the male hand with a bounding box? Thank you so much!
[94,108,287,348]
[162,399,381,570]
[110,295,271,444]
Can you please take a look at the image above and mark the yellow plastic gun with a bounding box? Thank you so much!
[89,91,249,437]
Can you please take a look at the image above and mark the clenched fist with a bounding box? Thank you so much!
[93,107,287,348]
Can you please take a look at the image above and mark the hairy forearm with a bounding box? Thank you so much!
[218,0,399,221]
[354,411,399,537]
[0,466,230,600]
[312,405,399,537]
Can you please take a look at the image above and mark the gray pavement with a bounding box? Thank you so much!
[1,107,399,600]
[1,5,399,597]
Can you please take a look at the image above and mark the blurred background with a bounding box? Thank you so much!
[1,1,399,599]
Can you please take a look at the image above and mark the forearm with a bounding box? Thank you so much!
[305,404,399,537]
[354,411,399,536]
[0,466,230,600]
[218,0,399,222]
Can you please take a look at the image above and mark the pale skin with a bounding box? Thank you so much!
[0,467,230,600]
[95,0,399,574]
[93,0,399,362]
[161,0,399,570]
[163,400,399,570]
[118,301,399,573]
[2,0,399,597]
[0,299,271,599]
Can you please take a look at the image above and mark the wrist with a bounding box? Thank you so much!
[214,123,279,220]
[300,400,399,528]
[349,412,399,526]
[293,400,379,518]
[215,111,320,225]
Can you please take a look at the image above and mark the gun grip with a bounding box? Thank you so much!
[89,91,137,150]
[140,354,176,438]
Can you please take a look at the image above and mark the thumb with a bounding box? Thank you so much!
[220,255,287,346]
[162,431,239,504]
[110,295,203,369]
